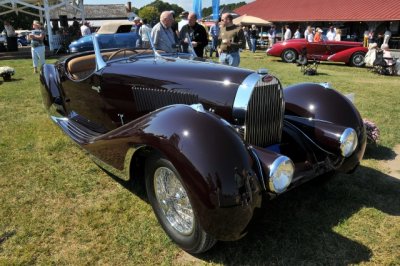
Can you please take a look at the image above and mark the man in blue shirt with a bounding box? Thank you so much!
[209,20,220,57]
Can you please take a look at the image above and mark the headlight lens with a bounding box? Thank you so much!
[339,128,358,157]
[269,156,294,193]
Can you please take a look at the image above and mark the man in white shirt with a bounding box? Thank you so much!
[326,26,336,41]
[178,11,189,32]
[284,25,291,41]
[80,21,91,36]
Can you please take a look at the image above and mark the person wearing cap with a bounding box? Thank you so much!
[178,11,189,32]
[313,27,323,42]
[80,21,91,36]
[179,12,208,57]
[151,11,177,53]
[28,20,45,73]
[218,13,245,67]
[132,17,142,47]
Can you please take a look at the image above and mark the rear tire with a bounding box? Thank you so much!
[145,154,216,254]
[350,52,365,67]
[281,49,298,63]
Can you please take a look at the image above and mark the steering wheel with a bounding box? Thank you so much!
[107,48,138,61]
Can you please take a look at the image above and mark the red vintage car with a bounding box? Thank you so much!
[267,39,368,67]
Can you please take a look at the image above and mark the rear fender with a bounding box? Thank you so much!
[85,104,263,240]
[327,47,367,63]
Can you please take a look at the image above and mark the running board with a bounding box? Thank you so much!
[51,116,102,144]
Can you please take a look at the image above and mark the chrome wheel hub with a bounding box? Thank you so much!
[154,167,194,235]
[284,51,295,61]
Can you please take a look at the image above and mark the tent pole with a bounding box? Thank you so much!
[43,0,54,51]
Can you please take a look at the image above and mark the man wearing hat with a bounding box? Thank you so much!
[132,17,142,47]
[178,11,189,32]
[28,20,45,73]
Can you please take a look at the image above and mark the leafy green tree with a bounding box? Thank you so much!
[138,0,183,22]
[202,2,247,18]
[138,6,159,23]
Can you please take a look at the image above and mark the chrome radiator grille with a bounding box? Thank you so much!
[245,77,284,147]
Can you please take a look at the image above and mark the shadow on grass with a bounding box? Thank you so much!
[363,144,396,160]
[196,165,400,264]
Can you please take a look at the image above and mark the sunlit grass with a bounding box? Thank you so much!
[0,51,399,264]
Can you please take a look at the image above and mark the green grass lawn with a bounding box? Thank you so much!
[1,51,399,265]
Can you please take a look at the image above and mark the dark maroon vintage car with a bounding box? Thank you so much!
[267,39,368,67]
[40,35,366,253]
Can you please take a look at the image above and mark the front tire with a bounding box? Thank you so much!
[145,155,216,254]
[350,52,365,67]
[281,49,298,63]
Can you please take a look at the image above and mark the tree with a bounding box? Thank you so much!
[202,2,247,18]
[138,0,183,22]
[138,6,159,24]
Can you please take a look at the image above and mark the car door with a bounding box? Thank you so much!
[306,40,330,60]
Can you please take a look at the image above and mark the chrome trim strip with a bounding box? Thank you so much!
[248,146,267,191]
[232,72,261,121]
[92,34,106,70]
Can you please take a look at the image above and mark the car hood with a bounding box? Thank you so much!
[101,56,255,121]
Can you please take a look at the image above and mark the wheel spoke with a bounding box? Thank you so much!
[153,166,194,235]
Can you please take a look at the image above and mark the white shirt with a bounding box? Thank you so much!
[4,24,15,37]
[80,25,91,36]
[326,30,336,41]
[284,28,292,41]
[294,30,300,39]
[178,19,188,32]
[139,24,152,42]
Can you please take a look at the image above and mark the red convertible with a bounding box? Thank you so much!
[267,39,368,67]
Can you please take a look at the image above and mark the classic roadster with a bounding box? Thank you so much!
[40,35,366,253]
[267,38,368,67]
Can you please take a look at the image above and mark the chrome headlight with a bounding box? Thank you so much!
[269,156,294,193]
[339,128,358,157]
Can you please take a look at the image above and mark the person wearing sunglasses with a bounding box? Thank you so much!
[218,13,245,67]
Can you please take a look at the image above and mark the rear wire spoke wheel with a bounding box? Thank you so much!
[145,155,216,253]
[350,52,365,67]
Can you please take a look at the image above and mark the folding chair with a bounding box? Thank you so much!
[373,49,397,75]
[297,47,319,75]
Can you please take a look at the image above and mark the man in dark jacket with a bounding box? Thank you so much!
[179,12,208,57]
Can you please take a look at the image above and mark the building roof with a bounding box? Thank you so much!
[50,4,128,20]
[235,0,400,22]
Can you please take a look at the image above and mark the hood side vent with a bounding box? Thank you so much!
[132,86,199,112]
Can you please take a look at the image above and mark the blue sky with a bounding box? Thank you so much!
[84,0,253,12]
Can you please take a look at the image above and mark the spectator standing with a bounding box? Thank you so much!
[218,13,245,67]
[3,20,15,36]
[170,11,179,43]
[80,21,91,36]
[28,20,45,73]
[209,19,220,57]
[383,28,392,46]
[284,25,292,41]
[139,18,152,48]
[268,25,276,47]
[151,11,176,53]
[249,25,258,53]
[179,12,208,57]
[293,26,301,39]
[335,28,341,41]
[368,30,375,45]
[314,28,323,42]
[132,17,142,48]
[304,26,311,40]
[326,26,336,41]
[178,11,189,32]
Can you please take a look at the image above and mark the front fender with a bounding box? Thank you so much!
[85,105,263,240]
[327,47,367,63]
[284,83,366,172]
[40,64,66,115]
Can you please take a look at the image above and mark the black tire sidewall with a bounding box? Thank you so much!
[282,49,297,63]
[145,156,204,252]
[351,52,365,67]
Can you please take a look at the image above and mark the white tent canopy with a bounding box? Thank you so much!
[233,15,272,27]
[0,0,85,50]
